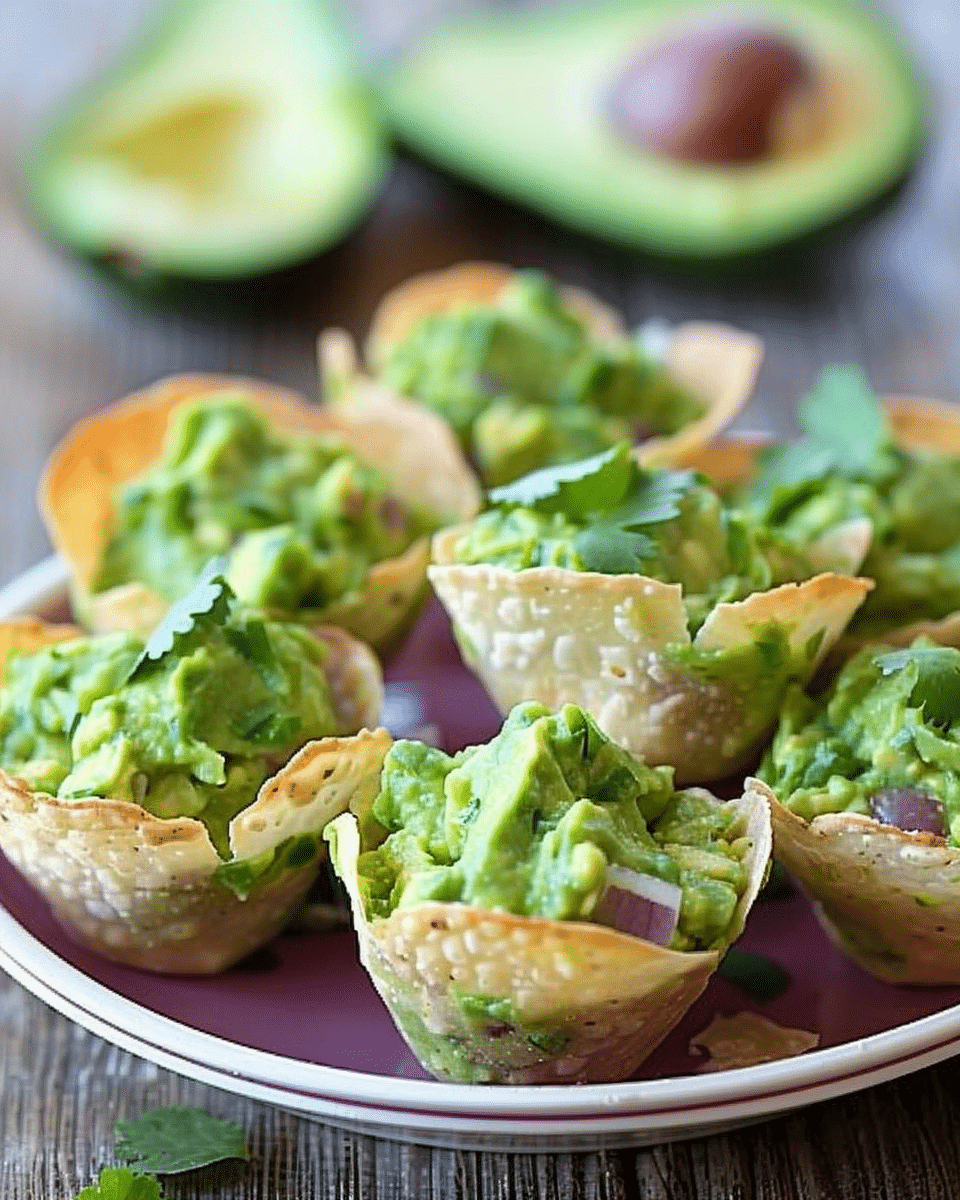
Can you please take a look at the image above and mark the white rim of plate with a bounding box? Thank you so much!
[1,557,960,1146]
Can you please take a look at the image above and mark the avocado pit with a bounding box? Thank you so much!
[608,14,813,164]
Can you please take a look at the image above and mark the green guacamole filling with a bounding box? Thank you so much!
[449,442,810,634]
[759,640,960,846]
[355,702,751,953]
[0,572,344,860]
[94,396,431,614]
[379,269,704,487]
[738,366,960,633]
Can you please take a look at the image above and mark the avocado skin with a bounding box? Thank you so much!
[24,0,390,286]
[384,0,929,260]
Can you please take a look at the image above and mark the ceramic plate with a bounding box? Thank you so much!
[2,557,960,1152]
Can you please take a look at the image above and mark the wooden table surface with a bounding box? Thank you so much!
[5,0,960,1195]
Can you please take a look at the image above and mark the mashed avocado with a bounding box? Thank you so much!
[759,641,960,845]
[356,702,752,952]
[95,396,430,614]
[449,443,799,633]
[739,366,960,632]
[0,574,342,858]
[379,269,703,486]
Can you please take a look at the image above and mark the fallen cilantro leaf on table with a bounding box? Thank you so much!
[115,1105,248,1174]
[719,947,792,1003]
[127,556,232,680]
[875,646,960,728]
[75,1167,162,1200]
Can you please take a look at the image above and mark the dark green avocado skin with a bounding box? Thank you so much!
[24,0,390,289]
[384,0,929,260]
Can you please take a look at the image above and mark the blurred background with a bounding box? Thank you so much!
[2,0,958,584]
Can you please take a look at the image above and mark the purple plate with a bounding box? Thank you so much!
[2,559,960,1151]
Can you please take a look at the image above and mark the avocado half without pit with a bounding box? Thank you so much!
[26,0,389,282]
[385,0,928,257]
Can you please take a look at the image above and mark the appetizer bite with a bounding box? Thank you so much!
[322,261,763,486]
[324,701,772,1083]
[0,563,386,973]
[41,373,480,649]
[429,443,871,784]
[757,641,960,984]
[696,366,960,643]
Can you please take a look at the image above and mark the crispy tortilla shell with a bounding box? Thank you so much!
[41,373,479,648]
[324,736,771,1084]
[0,617,388,973]
[430,530,871,784]
[755,779,960,985]
[363,261,762,466]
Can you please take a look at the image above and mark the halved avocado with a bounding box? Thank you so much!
[26,0,389,281]
[384,0,928,258]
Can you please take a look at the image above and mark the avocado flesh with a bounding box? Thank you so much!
[385,0,927,258]
[27,0,388,278]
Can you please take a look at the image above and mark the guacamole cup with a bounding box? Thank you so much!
[687,376,960,648]
[327,261,763,486]
[755,640,960,984]
[428,446,872,785]
[0,605,386,974]
[322,702,772,1084]
[41,373,481,649]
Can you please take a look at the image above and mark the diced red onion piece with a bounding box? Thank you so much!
[592,866,682,946]
[868,788,946,836]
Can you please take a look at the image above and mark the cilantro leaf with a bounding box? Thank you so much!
[230,707,301,747]
[115,1105,248,1175]
[127,557,233,681]
[746,366,891,514]
[572,526,655,574]
[487,442,634,517]
[719,947,791,1003]
[603,468,696,529]
[800,365,890,475]
[75,1167,162,1200]
[875,646,960,728]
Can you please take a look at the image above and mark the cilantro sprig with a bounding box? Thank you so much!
[127,557,233,681]
[875,645,960,728]
[745,366,893,517]
[488,442,697,574]
[77,1169,162,1200]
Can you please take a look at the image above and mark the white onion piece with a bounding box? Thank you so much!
[591,866,682,946]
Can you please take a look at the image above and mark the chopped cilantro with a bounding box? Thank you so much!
[75,1167,162,1200]
[875,646,960,728]
[719,947,792,1003]
[127,557,232,681]
[746,367,892,515]
[114,1105,248,1175]
[487,441,697,574]
[230,706,301,747]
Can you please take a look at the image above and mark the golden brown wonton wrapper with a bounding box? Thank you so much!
[358,261,763,469]
[429,524,871,785]
[752,779,960,985]
[686,399,960,648]
[322,735,771,1084]
[40,374,481,649]
[0,617,388,973]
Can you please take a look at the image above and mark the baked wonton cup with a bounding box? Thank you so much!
[354,260,764,468]
[322,736,771,1085]
[429,525,872,785]
[41,373,481,650]
[0,617,387,974]
[686,398,960,650]
[751,779,960,985]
